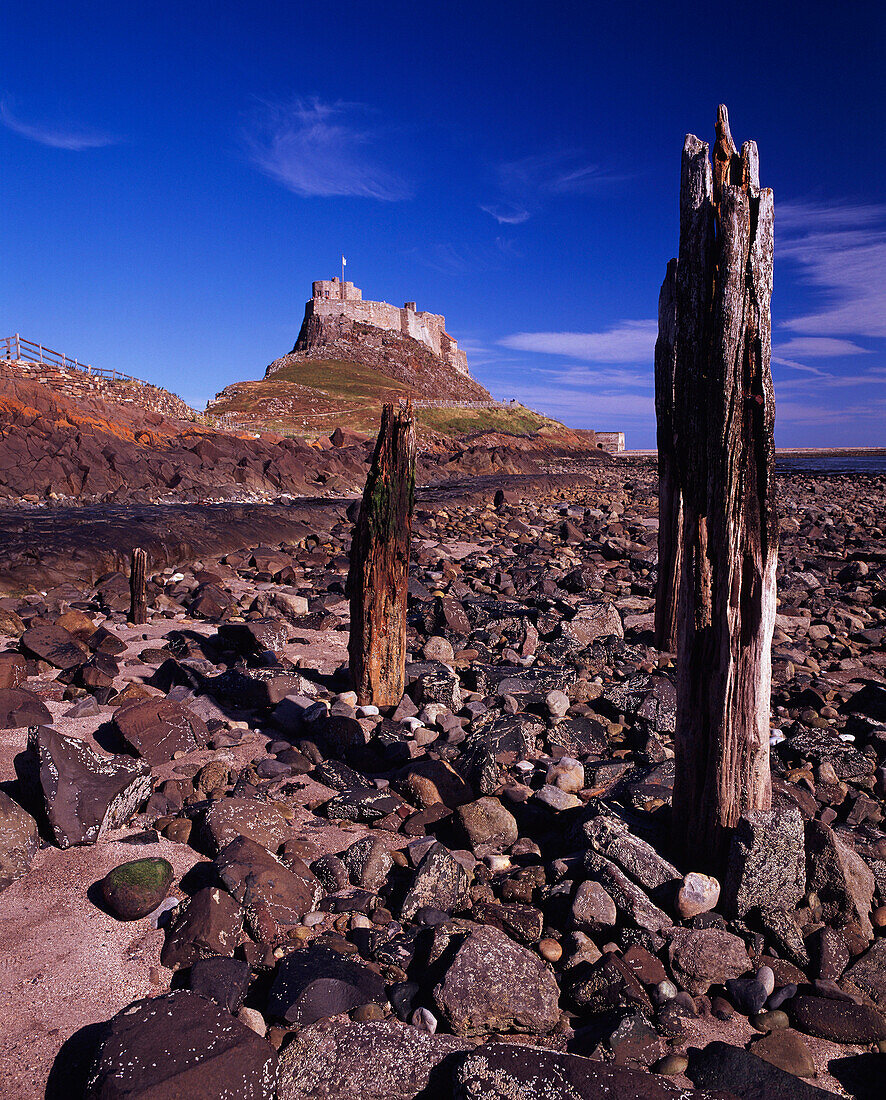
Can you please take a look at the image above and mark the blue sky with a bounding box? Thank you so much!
[2,0,884,448]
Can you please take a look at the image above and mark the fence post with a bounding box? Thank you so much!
[15,334,20,359]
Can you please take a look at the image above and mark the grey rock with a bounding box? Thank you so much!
[792,995,886,1043]
[722,809,806,917]
[582,850,672,933]
[340,835,394,892]
[749,1029,816,1078]
[276,1018,473,1100]
[455,797,518,851]
[844,937,886,1006]
[113,698,209,766]
[571,879,617,930]
[400,842,471,921]
[204,797,292,856]
[456,1043,725,1100]
[805,819,875,941]
[0,687,52,729]
[583,813,681,892]
[190,956,252,1013]
[667,927,749,995]
[160,886,244,970]
[215,835,323,946]
[433,925,560,1035]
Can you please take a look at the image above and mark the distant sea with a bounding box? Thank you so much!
[776,453,886,476]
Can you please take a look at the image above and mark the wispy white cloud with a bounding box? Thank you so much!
[480,202,531,225]
[777,201,885,231]
[242,97,410,200]
[777,396,886,425]
[480,151,619,224]
[0,98,119,150]
[773,336,869,359]
[410,236,521,276]
[499,383,654,425]
[777,200,886,339]
[499,320,657,363]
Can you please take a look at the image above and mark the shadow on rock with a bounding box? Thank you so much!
[45,1020,108,1100]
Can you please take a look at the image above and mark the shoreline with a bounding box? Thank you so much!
[623,446,886,458]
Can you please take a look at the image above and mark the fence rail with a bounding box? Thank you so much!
[1,333,140,384]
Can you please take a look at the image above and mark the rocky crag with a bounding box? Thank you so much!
[206,278,545,440]
[1,462,885,1098]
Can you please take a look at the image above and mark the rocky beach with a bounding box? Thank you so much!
[2,452,885,1099]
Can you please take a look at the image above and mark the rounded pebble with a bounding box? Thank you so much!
[655,1053,689,1076]
[538,938,562,963]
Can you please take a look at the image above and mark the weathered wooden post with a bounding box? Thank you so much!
[347,401,417,705]
[653,258,680,652]
[656,106,778,871]
[129,547,148,625]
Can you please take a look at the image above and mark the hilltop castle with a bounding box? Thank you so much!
[305,278,470,376]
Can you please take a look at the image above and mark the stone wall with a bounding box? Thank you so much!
[0,359,196,421]
[304,277,469,375]
[595,431,625,453]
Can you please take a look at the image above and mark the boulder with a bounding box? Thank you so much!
[268,944,387,1026]
[215,835,323,945]
[722,809,806,917]
[84,990,277,1099]
[582,850,672,933]
[791,995,886,1043]
[28,725,151,848]
[340,835,394,892]
[190,956,252,1013]
[667,927,750,995]
[582,813,681,892]
[455,1043,727,1100]
[805,819,875,940]
[160,886,244,970]
[400,842,471,920]
[455,797,518,850]
[432,925,560,1035]
[204,797,292,855]
[113,698,209,766]
[844,937,886,1006]
[0,790,39,890]
[0,686,52,729]
[276,1018,474,1100]
[21,620,87,669]
[561,603,624,647]
[677,872,721,919]
[687,1040,842,1100]
[0,652,27,689]
[101,857,174,920]
[749,1029,816,1078]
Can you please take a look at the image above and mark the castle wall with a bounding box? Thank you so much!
[304,279,469,375]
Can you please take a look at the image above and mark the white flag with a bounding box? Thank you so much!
[342,256,347,266]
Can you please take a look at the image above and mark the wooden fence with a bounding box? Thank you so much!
[1,333,140,384]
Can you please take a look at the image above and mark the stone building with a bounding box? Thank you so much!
[306,278,469,376]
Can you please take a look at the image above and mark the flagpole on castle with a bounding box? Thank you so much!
[341,255,347,299]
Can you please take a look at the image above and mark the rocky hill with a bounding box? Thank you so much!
[205,277,554,440]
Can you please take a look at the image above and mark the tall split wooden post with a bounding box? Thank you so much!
[347,401,417,706]
[656,106,778,871]
[129,547,148,625]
